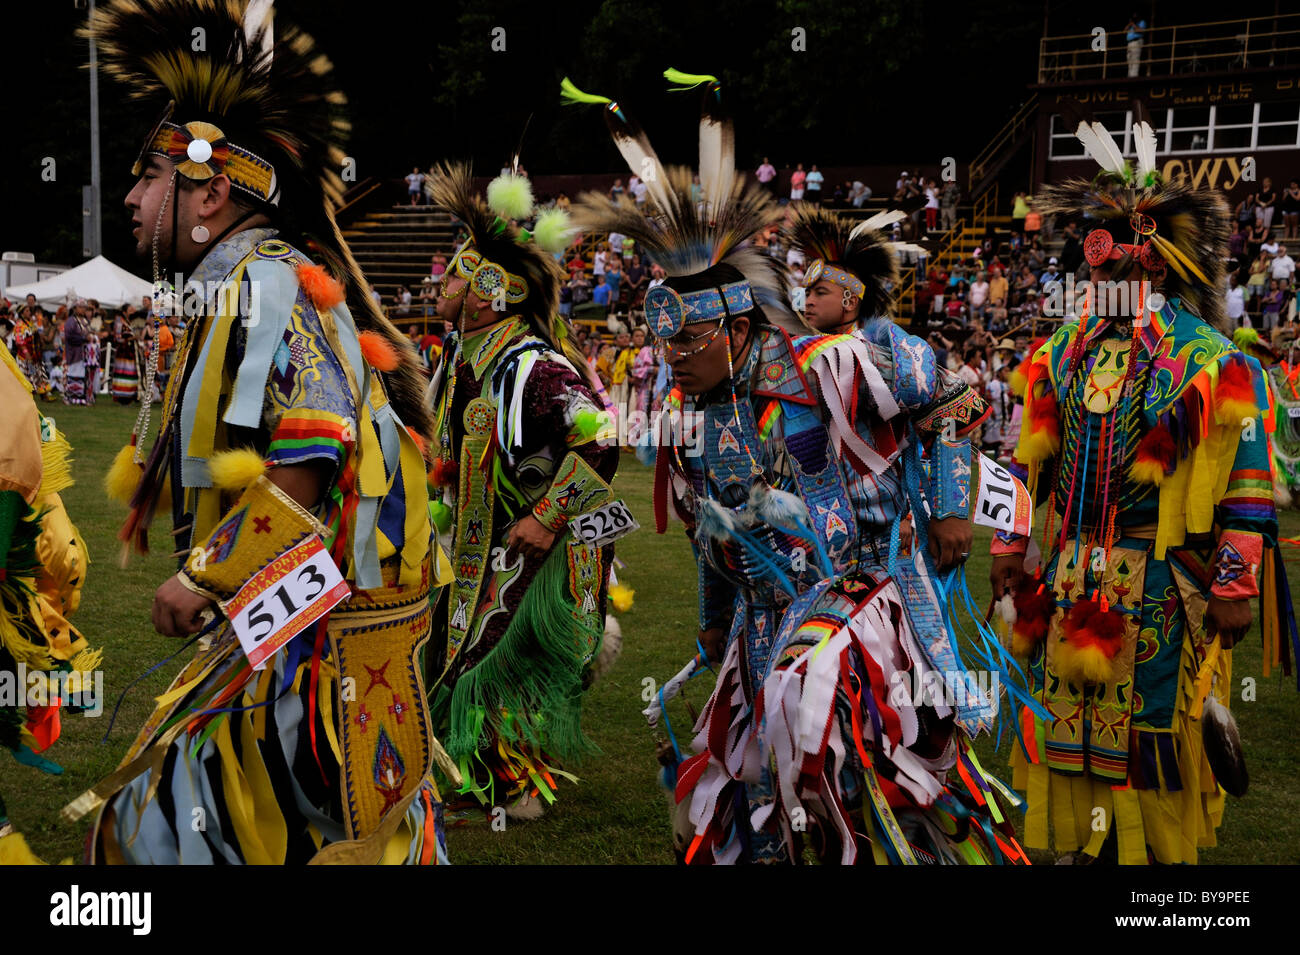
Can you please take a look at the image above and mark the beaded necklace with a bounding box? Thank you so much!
[1051,285,1149,609]
[130,169,178,465]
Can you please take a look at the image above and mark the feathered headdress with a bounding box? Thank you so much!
[560,69,803,337]
[85,0,431,435]
[785,205,902,321]
[1035,109,1231,330]
[426,163,581,359]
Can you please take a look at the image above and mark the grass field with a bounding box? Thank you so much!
[4,399,1299,864]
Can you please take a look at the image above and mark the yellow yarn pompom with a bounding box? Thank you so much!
[609,582,635,613]
[209,448,267,492]
[0,832,47,866]
[1053,639,1117,686]
[104,444,143,506]
[1128,457,1168,486]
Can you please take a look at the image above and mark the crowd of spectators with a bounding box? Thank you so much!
[1228,177,1300,339]
[0,292,176,405]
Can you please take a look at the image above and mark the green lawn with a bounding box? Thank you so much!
[3,400,1298,863]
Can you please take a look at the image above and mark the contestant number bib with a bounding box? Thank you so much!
[568,499,640,547]
[974,454,1032,537]
[222,536,350,670]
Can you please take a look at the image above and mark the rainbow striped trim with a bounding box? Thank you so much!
[266,410,354,470]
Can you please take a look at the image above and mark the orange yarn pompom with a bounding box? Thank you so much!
[1019,390,1061,463]
[1131,424,1176,485]
[1214,355,1258,424]
[294,262,346,310]
[359,331,400,372]
[405,425,427,458]
[1056,599,1126,684]
[1010,580,1055,657]
[430,458,458,489]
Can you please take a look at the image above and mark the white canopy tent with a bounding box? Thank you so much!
[4,255,151,310]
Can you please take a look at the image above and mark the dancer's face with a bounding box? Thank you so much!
[803,278,859,332]
[666,315,750,396]
[125,157,177,261]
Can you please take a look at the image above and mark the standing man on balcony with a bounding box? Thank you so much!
[1125,14,1146,77]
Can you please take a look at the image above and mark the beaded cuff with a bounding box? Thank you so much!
[930,434,973,520]
[531,452,614,533]
[181,475,329,602]
[1210,529,1263,600]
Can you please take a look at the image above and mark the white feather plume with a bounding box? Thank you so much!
[242,0,275,61]
[698,113,736,219]
[1133,120,1158,181]
[1075,120,1127,177]
[851,209,907,239]
[610,128,675,215]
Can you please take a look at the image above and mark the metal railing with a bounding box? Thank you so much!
[1038,14,1300,84]
[894,184,1001,323]
[969,96,1039,189]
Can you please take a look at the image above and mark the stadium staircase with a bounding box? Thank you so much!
[340,199,459,323]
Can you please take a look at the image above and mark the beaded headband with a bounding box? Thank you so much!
[803,259,866,299]
[644,280,754,339]
[135,116,279,206]
[449,243,529,304]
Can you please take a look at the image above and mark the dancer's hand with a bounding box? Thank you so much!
[507,514,556,562]
[152,575,213,638]
[928,515,972,571]
[1206,596,1253,649]
[898,515,914,556]
[699,627,727,664]
[990,554,1025,597]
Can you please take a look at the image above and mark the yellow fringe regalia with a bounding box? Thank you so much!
[996,109,1290,864]
[0,340,99,863]
[66,0,449,865]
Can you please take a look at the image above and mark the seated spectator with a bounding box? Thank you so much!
[1039,258,1062,290]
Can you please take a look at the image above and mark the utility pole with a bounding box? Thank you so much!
[87,0,103,258]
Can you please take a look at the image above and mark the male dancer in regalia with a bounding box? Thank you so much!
[990,114,1290,864]
[69,0,446,865]
[570,70,1028,864]
[423,166,619,819]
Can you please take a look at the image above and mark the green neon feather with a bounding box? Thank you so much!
[559,76,611,106]
[664,67,719,91]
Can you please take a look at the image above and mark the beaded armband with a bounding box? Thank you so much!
[929,433,973,521]
[1210,529,1263,600]
[531,452,614,534]
[914,372,991,438]
[181,475,330,602]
